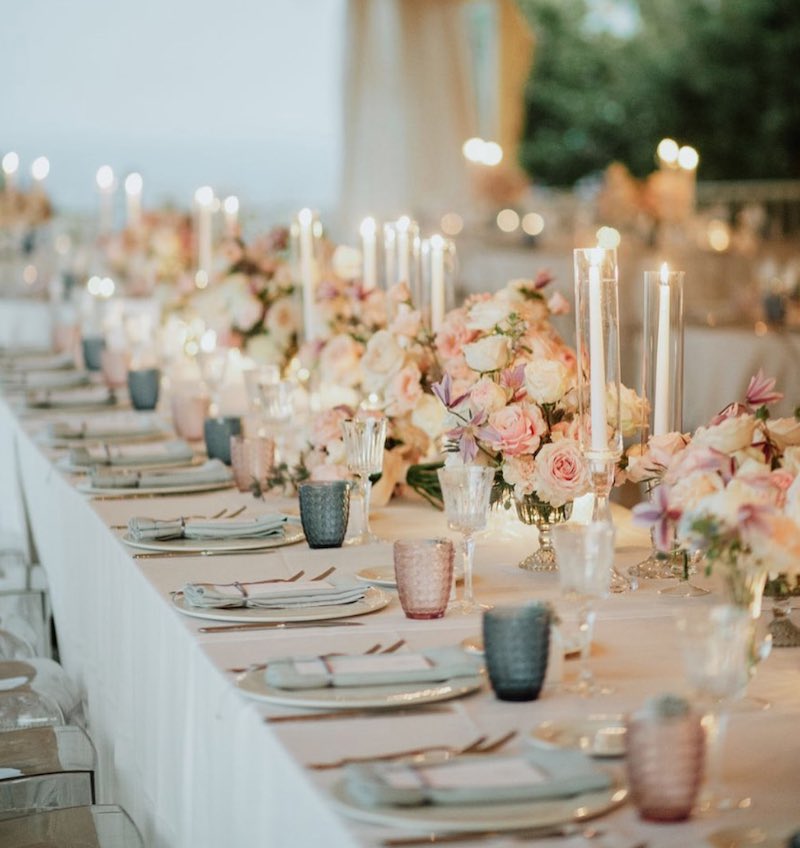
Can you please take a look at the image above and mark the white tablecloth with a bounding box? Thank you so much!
[2,403,800,847]
[0,299,53,349]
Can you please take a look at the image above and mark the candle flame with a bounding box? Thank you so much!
[125,172,143,195]
[359,216,376,237]
[660,262,670,284]
[194,185,214,207]
[297,207,313,226]
[396,215,411,232]
[223,195,239,215]
[96,165,114,190]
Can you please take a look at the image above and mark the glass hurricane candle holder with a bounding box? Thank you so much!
[420,235,456,333]
[634,265,685,580]
[383,217,421,305]
[291,208,323,343]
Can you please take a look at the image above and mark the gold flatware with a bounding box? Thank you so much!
[381,825,605,846]
[133,548,277,560]
[199,620,364,634]
[380,638,406,654]
[267,705,454,724]
[311,566,336,581]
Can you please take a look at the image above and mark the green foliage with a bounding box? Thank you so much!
[517,0,800,185]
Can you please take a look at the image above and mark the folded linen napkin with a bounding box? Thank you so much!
[27,386,115,410]
[265,646,482,691]
[345,748,612,808]
[48,416,162,441]
[182,574,365,609]
[128,512,293,542]
[91,459,232,490]
[11,352,76,372]
[22,370,89,390]
[70,440,194,468]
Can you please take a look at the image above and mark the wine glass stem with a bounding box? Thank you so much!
[578,602,596,692]
[462,533,475,606]
[360,475,372,539]
[702,706,729,807]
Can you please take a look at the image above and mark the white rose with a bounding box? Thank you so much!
[693,415,757,454]
[524,359,570,405]
[466,299,512,332]
[361,330,404,391]
[463,335,510,373]
[767,417,800,450]
[245,334,282,365]
[411,394,447,441]
[265,296,298,341]
[332,245,363,281]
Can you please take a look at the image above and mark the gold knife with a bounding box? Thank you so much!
[198,620,364,633]
[381,824,596,846]
[133,549,277,559]
[268,705,453,723]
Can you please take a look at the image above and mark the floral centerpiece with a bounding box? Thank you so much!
[632,371,800,611]
[183,229,299,370]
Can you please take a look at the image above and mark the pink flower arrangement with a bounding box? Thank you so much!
[632,371,800,580]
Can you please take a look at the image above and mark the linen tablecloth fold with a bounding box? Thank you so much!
[128,513,293,541]
[70,440,194,468]
[182,575,365,609]
[345,748,612,808]
[91,459,232,490]
[264,646,483,690]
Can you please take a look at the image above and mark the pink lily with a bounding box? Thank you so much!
[432,374,469,410]
[746,369,783,408]
[632,485,681,552]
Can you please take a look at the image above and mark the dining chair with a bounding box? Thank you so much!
[0,659,82,730]
[0,804,144,847]
[0,725,95,821]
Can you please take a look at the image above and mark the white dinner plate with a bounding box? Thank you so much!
[355,565,464,588]
[77,480,235,497]
[171,585,390,624]
[530,716,627,758]
[236,670,484,709]
[461,634,582,658]
[122,524,305,552]
[330,775,626,833]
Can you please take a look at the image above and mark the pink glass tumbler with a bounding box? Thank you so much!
[393,539,454,620]
[170,392,210,442]
[626,694,705,822]
[230,436,275,493]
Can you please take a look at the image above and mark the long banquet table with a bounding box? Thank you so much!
[1,392,799,848]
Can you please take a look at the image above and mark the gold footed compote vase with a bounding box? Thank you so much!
[514,494,572,572]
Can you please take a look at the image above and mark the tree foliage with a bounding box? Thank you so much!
[518,0,800,185]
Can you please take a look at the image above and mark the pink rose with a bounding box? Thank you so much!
[310,406,352,448]
[435,311,475,361]
[310,463,351,482]
[386,363,423,415]
[319,334,364,388]
[547,291,570,315]
[469,377,507,413]
[483,402,546,457]
[390,305,422,338]
[531,440,590,507]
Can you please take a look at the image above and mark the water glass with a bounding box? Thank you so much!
[170,390,210,441]
[127,368,161,410]
[81,335,105,371]
[483,604,551,701]
[100,349,130,388]
[393,539,454,619]
[551,521,615,694]
[298,481,351,548]
[436,465,494,613]
[676,605,751,811]
[626,694,705,822]
[197,348,229,416]
[230,435,275,493]
[341,417,386,545]
[203,416,242,465]
[243,364,281,412]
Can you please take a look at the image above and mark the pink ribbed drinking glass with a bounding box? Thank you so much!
[393,539,454,620]
[230,436,275,493]
[170,391,210,441]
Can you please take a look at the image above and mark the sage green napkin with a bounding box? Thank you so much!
[90,459,232,490]
[182,574,365,609]
[28,386,115,410]
[70,439,194,468]
[345,748,612,808]
[128,513,293,542]
[48,416,162,441]
[23,370,89,390]
[6,352,75,372]
[265,646,482,691]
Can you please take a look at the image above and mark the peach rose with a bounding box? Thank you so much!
[484,402,546,457]
[531,440,590,507]
[319,334,364,388]
[385,363,423,415]
[311,407,351,447]
[469,377,507,414]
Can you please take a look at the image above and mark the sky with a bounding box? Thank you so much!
[1,0,345,222]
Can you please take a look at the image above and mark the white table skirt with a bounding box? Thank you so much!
[3,401,800,847]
